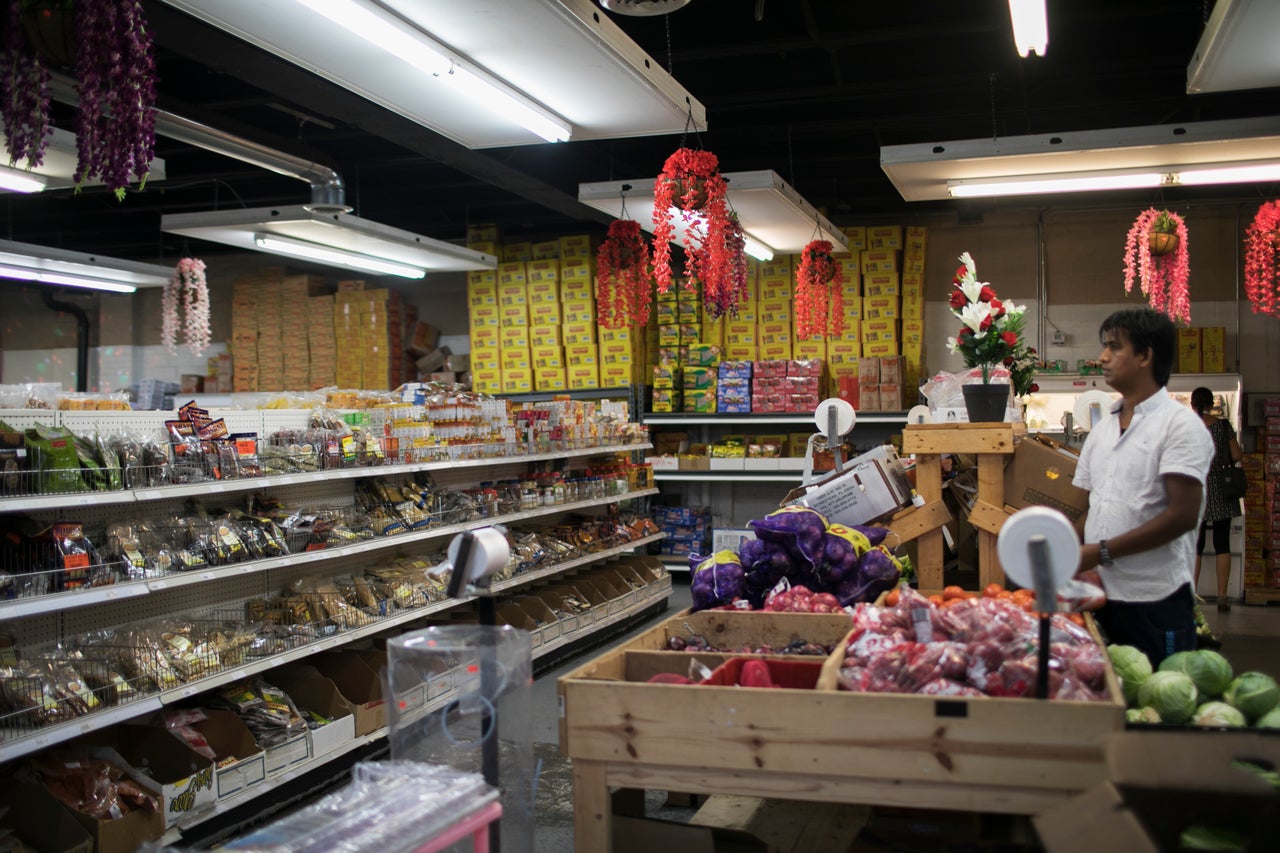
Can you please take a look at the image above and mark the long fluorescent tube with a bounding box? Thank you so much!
[293,0,571,143]
[0,265,137,293]
[1176,162,1280,185]
[1008,0,1048,57]
[948,171,1166,198]
[665,207,777,262]
[254,233,427,279]
[741,234,775,262]
[0,164,48,193]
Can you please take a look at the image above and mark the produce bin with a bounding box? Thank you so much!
[560,607,1125,852]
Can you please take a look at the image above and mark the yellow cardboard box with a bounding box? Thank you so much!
[469,304,501,326]
[724,344,759,360]
[561,257,592,283]
[863,295,900,320]
[865,341,899,358]
[567,364,599,390]
[759,277,793,301]
[562,299,596,324]
[497,262,527,286]
[863,272,900,297]
[860,249,899,274]
[905,226,927,251]
[471,327,500,348]
[565,343,598,365]
[503,242,532,262]
[500,325,530,348]
[467,270,497,288]
[794,339,826,359]
[760,259,792,279]
[498,283,528,306]
[472,369,502,394]
[560,280,594,303]
[531,241,560,261]
[600,363,633,387]
[499,304,529,327]
[532,346,564,369]
[534,366,567,391]
[525,259,560,284]
[526,281,560,305]
[598,327,633,344]
[559,234,592,259]
[759,298,792,319]
[502,367,533,393]
[529,324,562,347]
[867,225,903,250]
[761,342,792,359]
[842,226,867,253]
[902,319,924,345]
[828,340,861,362]
[529,302,562,325]
[901,294,924,318]
[501,347,532,370]
[470,345,500,368]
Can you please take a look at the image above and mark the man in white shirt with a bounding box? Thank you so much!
[1073,308,1212,665]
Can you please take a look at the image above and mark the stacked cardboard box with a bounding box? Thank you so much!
[278,274,327,390]
[1247,402,1280,590]
[230,277,264,391]
[333,287,364,388]
[467,270,500,394]
[1177,326,1228,373]
[309,294,336,388]
[654,505,711,558]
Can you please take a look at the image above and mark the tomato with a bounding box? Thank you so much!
[884,588,900,607]
[1068,612,1087,627]
[928,594,945,607]
[942,585,967,601]
[996,590,1015,601]
[983,583,1003,598]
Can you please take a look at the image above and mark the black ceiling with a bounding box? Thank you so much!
[5,0,1280,264]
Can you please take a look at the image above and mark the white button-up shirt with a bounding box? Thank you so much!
[1072,389,1212,602]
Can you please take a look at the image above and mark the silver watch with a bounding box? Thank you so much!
[1099,539,1114,567]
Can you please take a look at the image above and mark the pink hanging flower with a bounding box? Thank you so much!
[1122,208,1191,325]
[1244,200,1280,317]
[162,257,211,356]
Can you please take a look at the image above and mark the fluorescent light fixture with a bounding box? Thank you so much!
[1187,0,1280,94]
[948,171,1166,198]
[2,126,164,192]
[741,234,774,262]
[162,206,497,274]
[0,164,47,193]
[882,117,1280,201]
[579,170,845,257]
[1008,0,1048,57]
[1176,161,1280,186]
[292,0,571,143]
[158,0,704,148]
[254,233,426,279]
[0,239,173,293]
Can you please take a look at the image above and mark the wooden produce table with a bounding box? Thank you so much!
[902,422,1023,590]
[560,610,1123,852]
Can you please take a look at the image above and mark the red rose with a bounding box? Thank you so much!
[1001,331,1018,347]
[954,265,967,282]
[1030,383,1040,393]
[980,316,993,331]
[948,290,967,309]
[979,285,997,302]
[1003,356,1014,366]
[989,298,1004,316]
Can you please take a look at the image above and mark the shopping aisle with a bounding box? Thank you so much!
[529,572,693,852]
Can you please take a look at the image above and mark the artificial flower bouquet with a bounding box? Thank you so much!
[946,252,1029,388]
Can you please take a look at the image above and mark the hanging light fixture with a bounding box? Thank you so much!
[1007,0,1048,58]
[0,239,172,294]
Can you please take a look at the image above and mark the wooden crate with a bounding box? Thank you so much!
[622,610,855,655]
[561,606,1124,851]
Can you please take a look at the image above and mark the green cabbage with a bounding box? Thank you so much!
[1137,670,1198,724]
[1224,672,1280,723]
[1191,701,1246,728]
[1255,707,1280,729]
[1125,707,1161,724]
[1108,644,1153,706]
[1159,650,1234,699]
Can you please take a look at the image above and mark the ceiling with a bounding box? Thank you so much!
[4,0,1280,266]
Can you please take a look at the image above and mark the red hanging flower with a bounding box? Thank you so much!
[595,219,653,328]
[1123,208,1192,324]
[1244,200,1280,317]
[794,239,845,338]
[651,148,734,312]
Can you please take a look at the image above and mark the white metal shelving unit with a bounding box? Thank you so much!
[0,407,666,768]
[642,410,911,565]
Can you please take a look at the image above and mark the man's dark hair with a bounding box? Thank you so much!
[1099,308,1176,387]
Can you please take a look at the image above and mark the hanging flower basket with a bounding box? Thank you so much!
[1123,208,1191,325]
[689,212,749,320]
[595,219,653,329]
[794,239,845,339]
[651,147,733,308]
[1147,231,1179,256]
[162,258,212,357]
[0,0,157,198]
[1244,200,1280,317]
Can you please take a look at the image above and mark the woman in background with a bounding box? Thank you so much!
[1192,387,1243,611]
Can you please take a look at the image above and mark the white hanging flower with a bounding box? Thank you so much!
[162,258,211,357]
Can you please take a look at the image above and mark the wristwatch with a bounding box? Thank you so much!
[1098,539,1114,567]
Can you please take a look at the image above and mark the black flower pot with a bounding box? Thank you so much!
[962,383,1010,423]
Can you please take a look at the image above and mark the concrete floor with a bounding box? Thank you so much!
[527,577,1280,852]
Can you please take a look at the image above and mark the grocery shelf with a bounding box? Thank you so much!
[158,585,670,842]
[0,441,652,512]
[652,472,805,483]
[642,412,909,426]
[0,487,660,615]
[499,387,634,403]
[0,535,664,763]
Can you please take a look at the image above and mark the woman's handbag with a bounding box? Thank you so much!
[1214,465,1248,500]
